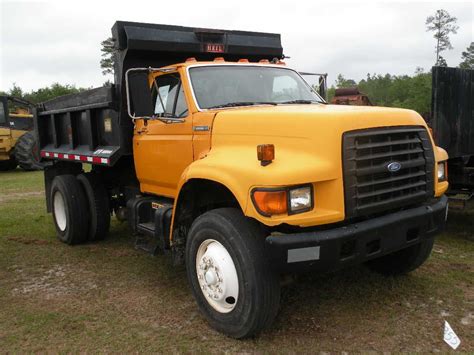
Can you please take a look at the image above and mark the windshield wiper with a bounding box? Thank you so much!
[207,101,277,109]
[279,99,319,104]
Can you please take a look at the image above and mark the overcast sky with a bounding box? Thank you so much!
[0,0,472,92]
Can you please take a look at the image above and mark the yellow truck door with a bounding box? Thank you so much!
[134,71,193,198]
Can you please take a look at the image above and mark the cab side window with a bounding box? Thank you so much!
[0,102,6,124]
[152,73,188,118]
[175,85,188,118]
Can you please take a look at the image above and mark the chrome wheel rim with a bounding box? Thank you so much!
[196,239,239,313]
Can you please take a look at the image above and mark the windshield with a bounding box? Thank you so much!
[189,66,324,109]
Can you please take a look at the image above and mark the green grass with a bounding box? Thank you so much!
[0,169,473,352]
[0,169,44,194]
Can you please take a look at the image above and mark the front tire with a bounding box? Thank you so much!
[186,208,280,339]
[51,175,89,245]
[366,238,435,276]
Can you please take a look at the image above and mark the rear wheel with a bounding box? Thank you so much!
[77,173,110,241]
[15,131,44,171]
[366,238,435,276]
[51,175,89,245]
[186,208,280,339]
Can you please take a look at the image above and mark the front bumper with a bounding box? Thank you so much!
[265,196,448,272]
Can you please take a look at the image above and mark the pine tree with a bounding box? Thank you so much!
[437,56,448,67]
[459,42,474,69]
[426,9,459,66]
[100,38,117,76]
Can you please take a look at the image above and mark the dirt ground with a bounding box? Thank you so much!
[0,170,473,352]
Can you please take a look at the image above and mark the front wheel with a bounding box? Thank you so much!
[186,208,280,339]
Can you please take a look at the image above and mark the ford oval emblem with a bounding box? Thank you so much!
[387,161,402,172]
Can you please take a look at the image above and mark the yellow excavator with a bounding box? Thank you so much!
[0,95,44,171]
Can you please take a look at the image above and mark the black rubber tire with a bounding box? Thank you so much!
[77,173,110,241]
[186,208,280,339]
[0,158,17,171]
[14,131,44,171]
[50,175,89,245]
[366,238,435,276]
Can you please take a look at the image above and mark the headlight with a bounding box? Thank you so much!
[437,162,447,182]
[252,185,313,216]
[289,186,312,214]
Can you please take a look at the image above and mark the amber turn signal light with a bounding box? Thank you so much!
[252,190,287,216]
[257,144,275,166]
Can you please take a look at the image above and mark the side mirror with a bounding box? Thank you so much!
[125,68,154,119]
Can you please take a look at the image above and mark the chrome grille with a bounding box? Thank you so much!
[342,126,435,217]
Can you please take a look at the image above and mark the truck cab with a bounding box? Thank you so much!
[36,21,449,339]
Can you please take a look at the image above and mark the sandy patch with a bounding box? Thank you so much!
[11,264,98,299]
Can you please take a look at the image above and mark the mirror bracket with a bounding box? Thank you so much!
[125,67,179,122]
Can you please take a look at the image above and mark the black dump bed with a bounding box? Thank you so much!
[36,86,120,165]
[35,21,283,166]
[431,66,474,158]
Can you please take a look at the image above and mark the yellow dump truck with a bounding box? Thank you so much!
[0,96,44,171]
[35,22,449,338]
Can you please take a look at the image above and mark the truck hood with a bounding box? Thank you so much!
[211,104,427,139]
[208,103,430,186]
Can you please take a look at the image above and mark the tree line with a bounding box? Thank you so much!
[0,83,88,104]
[327,68,432,114]
[325,37,472,114]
